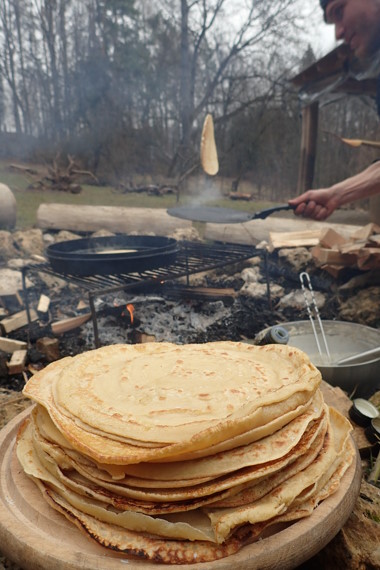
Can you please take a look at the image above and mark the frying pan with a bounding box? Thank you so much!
[46,235,179,276]
[167,204,295,224]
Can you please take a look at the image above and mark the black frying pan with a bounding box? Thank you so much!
[167,204,295,224]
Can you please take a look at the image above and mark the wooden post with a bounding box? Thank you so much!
[297,102,319,194]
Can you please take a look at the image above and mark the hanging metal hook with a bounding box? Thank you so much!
[299,272,331,362]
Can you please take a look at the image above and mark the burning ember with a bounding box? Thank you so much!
[125,304,135,324]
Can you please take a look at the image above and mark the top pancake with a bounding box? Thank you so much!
[200,114,219,175]
[35,342,321,447]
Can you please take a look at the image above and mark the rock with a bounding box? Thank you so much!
[0,231,18,261]
[0,184,16,229]
[240,281,284,299]
[339,287,380,327]
[299,480,380,570]
[12,228,45,257]
[52,230,82,243]
[241,267,262,283]
[276,289,326,311]
[169,227,201,242]
[278,247,313,272]
[0,269,33,296]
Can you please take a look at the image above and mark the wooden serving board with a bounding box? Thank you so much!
[0,403,361,570]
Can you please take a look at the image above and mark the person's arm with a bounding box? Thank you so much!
[288,161,380,220]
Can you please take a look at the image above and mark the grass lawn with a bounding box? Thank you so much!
[0,160,278,230]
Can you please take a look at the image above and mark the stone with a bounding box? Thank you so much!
[278,247,313,272]
[0,269,33,296]
[299,480,380,569]
[0,231,18,261]
[240,281,284,299]
[0,184,16,229]
[339,287,380,327]
[12,228,44,257]
[276,289,326,311]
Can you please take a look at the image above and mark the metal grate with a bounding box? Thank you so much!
[22,240,261,347]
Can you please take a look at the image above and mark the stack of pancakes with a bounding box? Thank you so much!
[17,341,354,564]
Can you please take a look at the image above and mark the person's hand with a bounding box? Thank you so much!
[288,188,340,221]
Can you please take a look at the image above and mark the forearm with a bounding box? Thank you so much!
[330,161,380,206]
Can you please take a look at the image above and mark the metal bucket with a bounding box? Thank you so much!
[282,320,380,398]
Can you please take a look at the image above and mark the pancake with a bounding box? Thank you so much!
[17,341,354,564]
[23,343,321,465]
[200,114,219,176]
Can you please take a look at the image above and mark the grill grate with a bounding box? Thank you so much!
[22,240,262,347]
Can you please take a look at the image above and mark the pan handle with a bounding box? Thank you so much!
[253,204,296,220]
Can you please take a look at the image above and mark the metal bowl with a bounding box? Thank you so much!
[282,320,380,398]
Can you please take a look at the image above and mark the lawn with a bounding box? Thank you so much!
[0,160,277,230]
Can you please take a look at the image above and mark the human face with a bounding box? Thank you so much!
[325,0,380,59]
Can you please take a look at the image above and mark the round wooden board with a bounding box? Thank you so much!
[0,408,361,570]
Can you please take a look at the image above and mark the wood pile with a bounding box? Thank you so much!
[312,223,380,276]
[269,223,380,277]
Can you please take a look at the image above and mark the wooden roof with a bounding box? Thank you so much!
[291,44,377,99]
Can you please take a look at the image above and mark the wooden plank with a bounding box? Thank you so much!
[269,230,322,249]
[0,309,38,334]
[7,350,27,375]
[0,337,28,353]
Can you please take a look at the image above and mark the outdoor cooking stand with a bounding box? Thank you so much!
[21,240,268,348]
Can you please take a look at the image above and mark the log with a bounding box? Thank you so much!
[269,230,322,249]
[0,309,38,335]
[51,313,91,335]
[204,217,363,246]
[37,204,192,235]
[7,350,27,375]
[37,294,50,316]
[36,337,60,362]
[0,337,28,353]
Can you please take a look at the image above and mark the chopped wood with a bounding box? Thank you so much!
[36,337,60,362]
[369,234,380,246]
[319,228,347,249]
[320,264,346,279]
[76,300,89,311]
[37,294,50,315]
[132,331,156,344]
[351,223,380,241]
[0,308,7,318]
[311,246,357,266]
[0,337,28,353]
[269,230,322,249]
[51,313,91,335]
[7,349,27,375]
[0,309,38,335]
[339,241,367,254]
[0,292,23,311]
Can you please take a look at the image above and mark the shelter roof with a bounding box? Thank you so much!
[291,44,377,102]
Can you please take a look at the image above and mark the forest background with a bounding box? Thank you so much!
[0,0,379,212]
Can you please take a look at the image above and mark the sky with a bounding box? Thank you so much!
[304,1,338,57]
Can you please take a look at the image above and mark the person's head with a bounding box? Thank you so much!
[320,0,380,59]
